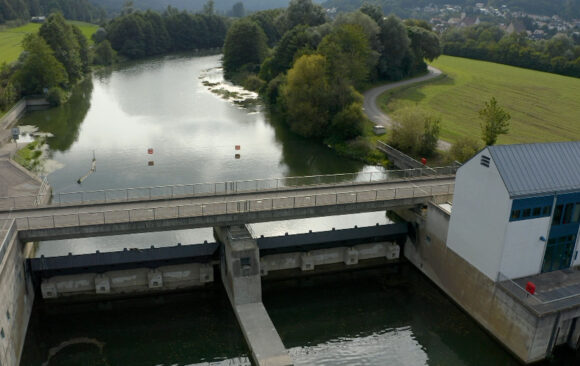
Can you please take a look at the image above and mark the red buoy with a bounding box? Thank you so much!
[421,157,427,165]
[235,145,241,151]
[147,148,154,154]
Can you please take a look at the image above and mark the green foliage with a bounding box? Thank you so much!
[389,107,441,157]
[0,80,16,111]
[92,40,115,66]
[223,19,268,79]
[282,54,330,138]
[12,33,67,95]
[318,24,375,89]
[249,9,284,47]
[329,102,365,140]
[242,74,265,92]
[258,25,320,82]
[46,86,66,106]
[450,136,482,163]
[39,13,87,83]
[106,9,227,59]
[283,0,326,32]
[377,15,411,80]
[479,96,511,146]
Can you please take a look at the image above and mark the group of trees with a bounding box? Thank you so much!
[104,6,227,59]
[223,0,441,150]
[442,23,580,77]
[0,13,90,109]
[0,0,104,24]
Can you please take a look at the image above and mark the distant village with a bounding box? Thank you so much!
[327,3,580,41]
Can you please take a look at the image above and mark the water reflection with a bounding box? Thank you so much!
[19,78,93,152]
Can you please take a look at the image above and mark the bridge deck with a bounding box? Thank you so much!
[1,176,454,241]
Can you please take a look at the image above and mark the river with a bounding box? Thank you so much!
[18,54,577,365]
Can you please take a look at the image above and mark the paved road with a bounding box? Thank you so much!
[363,66,451,151]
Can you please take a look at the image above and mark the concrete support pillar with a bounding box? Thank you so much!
[214,225,293,366]
[214,225,261,305]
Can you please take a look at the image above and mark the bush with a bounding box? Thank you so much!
[389,107,441,157]
[450,136,482,163]
[243,74,266,92]
[46,87,67,106]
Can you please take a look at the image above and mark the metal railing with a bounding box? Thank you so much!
[0,166,458,211]
[498,272,580,308]
[14,183,454,232]
[0,219,16,265]
[376,141,426,169]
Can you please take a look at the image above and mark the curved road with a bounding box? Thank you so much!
[363,66,451,151]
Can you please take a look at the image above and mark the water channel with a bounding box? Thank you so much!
[18,54,577,365]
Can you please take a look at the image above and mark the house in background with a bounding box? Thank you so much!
[447,141,580,281]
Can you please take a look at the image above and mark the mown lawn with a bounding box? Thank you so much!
[378,55,580,145]
[0,21,98,65]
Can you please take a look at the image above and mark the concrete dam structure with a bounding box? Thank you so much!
[2,145,580,365]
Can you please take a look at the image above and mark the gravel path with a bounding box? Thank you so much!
[363,66,451,151]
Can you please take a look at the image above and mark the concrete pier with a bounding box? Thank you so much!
[215,225,293,366]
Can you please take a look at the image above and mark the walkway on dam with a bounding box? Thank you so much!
[0,169,455,241]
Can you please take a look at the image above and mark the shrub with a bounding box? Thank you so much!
[46,87,67,106]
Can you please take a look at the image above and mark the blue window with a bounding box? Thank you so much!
[510,195,554,222]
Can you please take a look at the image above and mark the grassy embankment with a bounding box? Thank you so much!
[378,55,580,145]
[0,21,99,65]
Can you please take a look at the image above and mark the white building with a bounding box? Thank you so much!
[447,142,580,281]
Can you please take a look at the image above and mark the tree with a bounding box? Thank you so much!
[479,97,511,146]
[92,40,115,66]
[318,24,375,89]
[450,137,482,163]
[281,54,330,138]
[389,107,441,157]
[377,15,411,80]
[284,0,326,32]
[232,2,245,18]
[12,34,67,95]
[223,19,268,78]
[39,13,85,83]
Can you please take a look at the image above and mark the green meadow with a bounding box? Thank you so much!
[0,21,98,65]
[379,55,580,145]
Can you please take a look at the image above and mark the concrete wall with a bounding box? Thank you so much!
[500,218,551,279]
[0,222,34,366]
[447,148,511,281]
[260,242,399,275]
[403,202,580,363]
[40,263,214,299]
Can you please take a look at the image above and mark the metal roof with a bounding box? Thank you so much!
[488,142,580,198]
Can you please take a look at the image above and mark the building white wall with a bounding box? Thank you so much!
[499,217,551,279]
[447,148,511,281]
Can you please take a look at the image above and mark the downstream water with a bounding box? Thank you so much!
[18,54,578,365]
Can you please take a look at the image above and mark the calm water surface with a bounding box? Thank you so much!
[18,54,579,365]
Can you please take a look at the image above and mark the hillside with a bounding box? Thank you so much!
[0,21,98,65]
[379,55,580,145]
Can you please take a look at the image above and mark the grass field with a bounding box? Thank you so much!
[0,21,98,65]
[379,55,580,145]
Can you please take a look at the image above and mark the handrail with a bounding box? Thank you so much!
[0,219,16,265]
[13,182,454,232]
[498,272,580,307]
[0,166,459,211]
